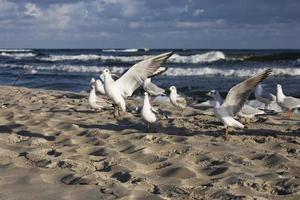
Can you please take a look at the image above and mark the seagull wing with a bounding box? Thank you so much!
[176,96,187,107]
[261,91,274,101]
[283,97,300,109]
[150,66,168,77]
[222,69,272,115]
[114,52,172,97]
[144,80,165,96]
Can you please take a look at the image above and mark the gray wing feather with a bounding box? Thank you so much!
[222,69,272,115]
[144,81,165,96]
[115,52,173,97]
[283,97,300,109]
[261,91,274,101]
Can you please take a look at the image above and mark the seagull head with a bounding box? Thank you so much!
[90,77,95,83]
[277,84,283,92]
[277,84,282,89]
[207,90,217,98]
[144,92,148,96]
[102,69,111,75]
[169,86,177,93]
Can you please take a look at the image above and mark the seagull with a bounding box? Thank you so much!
[169,86,187,109]
[143,78,165,96]
[102,52,173,118]
[207,90,224,105]
[95,79,106,95]
[88,85,106,111]
[89,78,96,87]
[255,84,276,109]
[212,69,272,139]
[141,92,158,131]
[207,89,265,121]
[276,84,300,118]
[237,104,265,122]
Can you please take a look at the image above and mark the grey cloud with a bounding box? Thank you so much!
[0,0,299,48]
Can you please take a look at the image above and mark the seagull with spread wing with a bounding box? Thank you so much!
[207,89,265,122]
[213,69,272,139]
[102,52,173,118]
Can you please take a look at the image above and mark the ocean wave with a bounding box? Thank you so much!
[39,54,150,62]
[0,49,33,52]
[165,67,300,77]
[169,51,225,63]
[0,52,37,58]
[1,64,299,77]
[0,64,126,74]
[39,51,226,63]
[40,54,103,61]
[102,48,139,52]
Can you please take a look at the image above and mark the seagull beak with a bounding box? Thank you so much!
[206,92,212,96]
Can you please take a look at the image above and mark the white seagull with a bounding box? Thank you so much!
[143,78,165,96]
[102,52,173,118]
[141,92,158,131]
[207,89,265,121]
[169,85,187,109]
[89,77,96,87]
[95,79,106,95]
[213,69,272,139]
[255,84,276,109]
[88,85,106,111]
[276,84,300,118]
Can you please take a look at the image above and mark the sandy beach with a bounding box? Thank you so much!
[0,85,299,200]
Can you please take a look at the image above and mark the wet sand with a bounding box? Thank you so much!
[0,86,299,199]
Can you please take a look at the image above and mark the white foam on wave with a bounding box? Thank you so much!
[38,51,226,63]
[40,54,102,61]
[1,64,299,77]
[0,63,126,74]
[169,51,225,63]
[102,48,139,52]
[0,49,33,52]
[165,67,300,77]
[0,52,37,58]
[39,54,150,62]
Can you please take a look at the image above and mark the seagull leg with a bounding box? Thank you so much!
[282,109,292,119]
[113,104,120,119]
[147,123,150,132]
[224,126,231,141]
[284,109,293,119]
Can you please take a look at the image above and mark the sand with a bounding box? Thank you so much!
[0,85,299,200]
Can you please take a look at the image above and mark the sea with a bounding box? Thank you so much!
[0,48,299,98]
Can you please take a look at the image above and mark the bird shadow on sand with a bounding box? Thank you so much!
[0,124,55,141]
[16,130,56,141]
[77,118,147,133]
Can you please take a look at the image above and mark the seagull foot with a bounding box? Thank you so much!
[223,127,231,141]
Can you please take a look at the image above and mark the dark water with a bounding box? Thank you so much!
[0,48,299,96]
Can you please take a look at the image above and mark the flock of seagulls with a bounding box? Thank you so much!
[88,52,300,139]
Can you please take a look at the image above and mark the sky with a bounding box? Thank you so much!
[0,0,300,49]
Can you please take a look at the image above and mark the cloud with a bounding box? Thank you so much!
[193,9,205,16]
[0,0,300,48]
[24,3,42,17]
